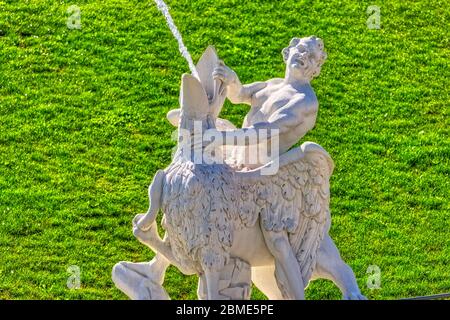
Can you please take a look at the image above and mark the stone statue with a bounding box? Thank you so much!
[112,36,366,300]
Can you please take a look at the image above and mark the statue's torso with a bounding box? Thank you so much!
[242,79,318,155]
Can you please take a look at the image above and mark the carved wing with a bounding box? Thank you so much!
[236,142,334,285]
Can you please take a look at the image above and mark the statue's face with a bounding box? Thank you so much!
[283,37,325,80]
[285,39,314,76]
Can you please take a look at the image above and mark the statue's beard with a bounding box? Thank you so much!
[290,53,308,70]
[290,59,308,75]
[287,61,315,82]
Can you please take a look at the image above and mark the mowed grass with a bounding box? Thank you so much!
[0,0,448,300]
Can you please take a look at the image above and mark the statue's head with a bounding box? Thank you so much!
[282,36,327,81]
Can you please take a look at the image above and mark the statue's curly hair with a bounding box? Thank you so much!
[282,36,327,80]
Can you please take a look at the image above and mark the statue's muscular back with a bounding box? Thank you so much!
[243,78,319,155]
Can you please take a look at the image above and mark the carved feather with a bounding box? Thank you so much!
[236,142,334,285]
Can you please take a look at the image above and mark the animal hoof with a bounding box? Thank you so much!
[133,213,152,231]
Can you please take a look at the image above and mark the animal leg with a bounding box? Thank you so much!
[132,221,194,275]
[112,257,171,300]
[251,266,284,300]
[143,253,171,285]
[262,229,305,299]
[133,217,175,261]
[136,169,165,231]
[204,269,225,300]
[311,234,366,300]
[197,274,207,300]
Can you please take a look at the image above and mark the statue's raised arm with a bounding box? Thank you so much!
[212,61,267,106]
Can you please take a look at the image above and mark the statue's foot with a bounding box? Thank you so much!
[119,261,166,285]
[343,291,367,300]
[112,261,169,300]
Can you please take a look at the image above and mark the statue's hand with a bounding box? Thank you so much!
[213,60,238,86]
[209,84,227,115]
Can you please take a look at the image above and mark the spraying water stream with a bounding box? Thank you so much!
[153,0,200,79]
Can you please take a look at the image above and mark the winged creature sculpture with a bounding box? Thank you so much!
[112,37,366,300]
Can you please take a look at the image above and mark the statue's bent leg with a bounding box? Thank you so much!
[311,234,367,300]
[261,229,305,299]
[142,253,171,285]
[112,254,170,300]
[132,222,195,275]
[136,169,165,231]
[133,220,174,260]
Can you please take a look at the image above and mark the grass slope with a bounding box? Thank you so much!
[0,0,448,299]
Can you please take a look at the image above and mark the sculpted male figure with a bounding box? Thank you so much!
[113,37,366,300]
[212,36,323,164]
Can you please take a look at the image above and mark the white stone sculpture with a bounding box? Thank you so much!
[112,36,366,300]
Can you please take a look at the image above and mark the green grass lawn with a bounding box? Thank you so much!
[0,0,448,300]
